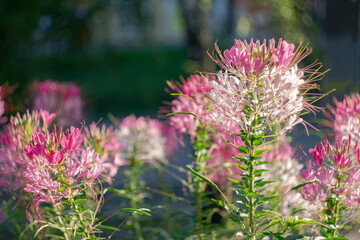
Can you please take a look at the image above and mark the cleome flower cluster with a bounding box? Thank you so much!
[208,39,322,135]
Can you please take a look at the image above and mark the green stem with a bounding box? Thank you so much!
[55,206,70,240]
[70,198,92,239]
[248,140,256,240]
[130,164,144,240]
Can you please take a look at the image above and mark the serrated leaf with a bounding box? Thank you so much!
[290,179,319,191]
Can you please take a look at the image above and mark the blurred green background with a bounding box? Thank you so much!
[0,0,359,115]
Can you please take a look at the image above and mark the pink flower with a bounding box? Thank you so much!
[300,138,360,210]
[30,80,83,127]
[208,39,323,135]
[116,115,172,165]
[327,94,360,143]
[84,123,125,178]
[164,74,214,140]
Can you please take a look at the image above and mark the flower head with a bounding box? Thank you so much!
[327,94,360,143]
[116,115,172,166]
[165,74,214,140]
[30,80,83,127]
[84,122,125,177]
[301,138,360,212]
[208,39,323,135]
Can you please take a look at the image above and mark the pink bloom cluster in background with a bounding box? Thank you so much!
[0,86,4,119]
[301,138,360,213]
[205,133,243,189]
[261,137,314,217]
[116,115,174,165]
[166,74,246,189]
[208,39,322,134]
[84,122,125,178]
[30,80,83,127]
[165,74,214,140]
[328,93,360,143]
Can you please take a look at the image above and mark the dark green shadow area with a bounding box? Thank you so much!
[28,48,188,114]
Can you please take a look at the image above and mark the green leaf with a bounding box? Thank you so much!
[254,169,269,176]
[74,199,87,205]
[118,208,151,216]
[233,188,249,197]
[187,165,229,204]
[231,162,248,171]
[211,198,225,208]
[237,146,249,154]
[255,181,273,188]
[228,178,248,188]
[166,111,197,117]
[290,179,319,191]
[254,161,272,166]
[249,192,261,198]
[257,196,278,205]
[98,224,120,232]
[254,149,268,156]
[255,212,276,218]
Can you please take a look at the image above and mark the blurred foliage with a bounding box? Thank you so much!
[255,0,320,43]
[28,49,187,114]
[0,0,105,99]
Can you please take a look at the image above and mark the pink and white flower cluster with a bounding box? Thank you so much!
[22,126,104,219]
[301,138,360,212]
[0,110,111,220]
[208,39,321,134]
[328,93,360,143]
[84,122,125,177]
[166,74,214,140]
[167,74,243,188]
[0,86,4,120]
[30,80,83,127]
[261,137,314,216]
[116,115,173,165]
[0,110,55,190]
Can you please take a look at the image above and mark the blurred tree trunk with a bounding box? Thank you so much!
[180,0,214,71]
